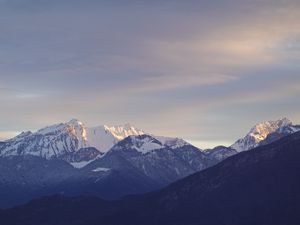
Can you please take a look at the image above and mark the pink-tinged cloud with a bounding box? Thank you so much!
[0,0,299,148]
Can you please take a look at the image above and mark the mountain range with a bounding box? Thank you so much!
[0,119,144,160]
[1,128,300,225]
[1,117,298,163]
[205,117,300,160]
[230,117,300,151]
[0,117,299,208]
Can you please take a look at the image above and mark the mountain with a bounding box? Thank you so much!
[0,155,77,208]
[204,145,237,161]
[206,118,300,162]
[0,130,216,208]
[84,135,215,187]
[2,117,298,210]
[231,117,300,152]
[0,119,144,160]
[0,153,159,208]
[0,119,196,168]
[2,131,300,225]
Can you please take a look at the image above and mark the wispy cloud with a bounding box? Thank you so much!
[0,0,299,148]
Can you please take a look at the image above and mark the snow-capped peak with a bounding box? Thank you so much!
[111,134,194,155]
[85,123,144,152]
[249,118,291,139]
[129,135,164,154]
[67,118,84,126]
[231,118,297,152]
[0,120,147,158]
[35,119,88,147]
[14,131,33,139]
[155,136,189,149]
[111,134,164,154]
[37,119,84,134]
[0,119,199,165]
[102,123,144,140]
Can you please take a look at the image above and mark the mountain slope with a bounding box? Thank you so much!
[204,145,237,161]
[0,119,195,169]
[206,118,300,162]
[0,119,145,159]
[0,155,77,208]
[84,135,215,187]
[0,120,217,208]
[231,117,300,151]
[2,131,300,225]
[0,134,213,208]
[0,153,159,208]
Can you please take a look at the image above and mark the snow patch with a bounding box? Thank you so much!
[130,136,163,154]
[70,159,97,169]
[92,167,110,172]
[155,136,188,149]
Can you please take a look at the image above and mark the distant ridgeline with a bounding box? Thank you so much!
[1,126,300,225]
[0,117,299,208]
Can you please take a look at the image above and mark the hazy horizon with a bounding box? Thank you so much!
[0,116,298,149]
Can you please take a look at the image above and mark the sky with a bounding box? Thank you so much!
[0,0,300,148]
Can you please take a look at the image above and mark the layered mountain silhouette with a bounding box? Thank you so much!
[205,117,300,160]
[0,133,215,208]
[0,118,299,209]
[1,130,300,225]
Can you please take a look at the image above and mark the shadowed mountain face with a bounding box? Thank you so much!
[0,134,216,208]
[204,145,237,161]
[84,135,214,187]
[1,131,300,225]
[0,119,219,208]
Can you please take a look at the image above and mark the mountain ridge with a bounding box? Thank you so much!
[230,117,300,151]
[0,119,189,163]
[1,117,300,168]
[0,134,213,208]
[2,130,300,225]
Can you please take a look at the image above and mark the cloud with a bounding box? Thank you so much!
[0,0,299,148]
[120,74,237,94]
